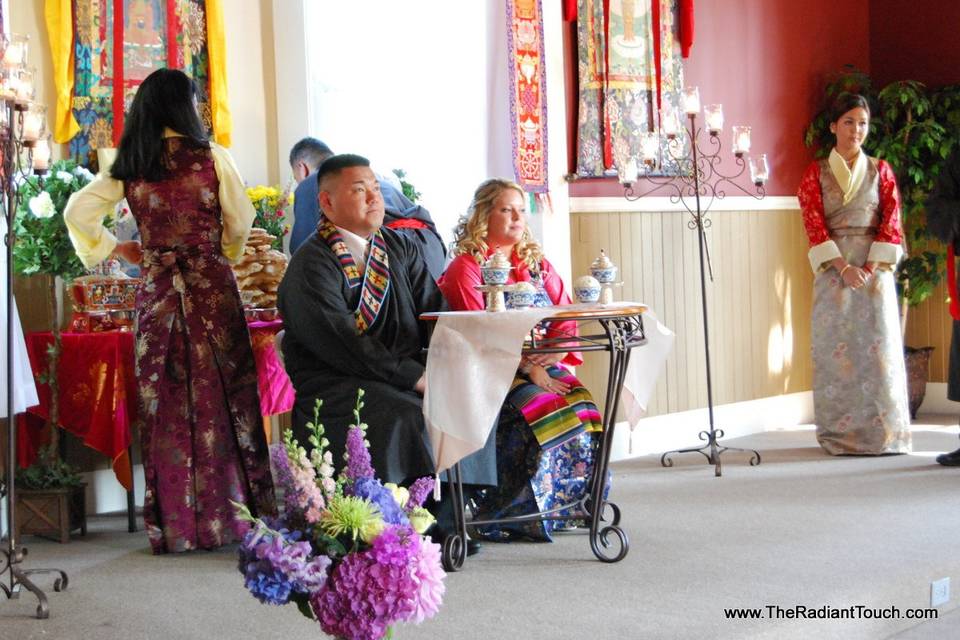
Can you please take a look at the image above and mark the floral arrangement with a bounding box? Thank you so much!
[13,159,96,281]
[235,390,444,640]
[246,184,293,250]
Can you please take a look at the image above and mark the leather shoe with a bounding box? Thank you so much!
[936,446,960,467]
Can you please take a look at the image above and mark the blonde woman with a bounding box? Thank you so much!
[438,178,604,541]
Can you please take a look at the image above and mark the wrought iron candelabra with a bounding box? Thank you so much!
[0,33,67,619]
[621,87,766,477]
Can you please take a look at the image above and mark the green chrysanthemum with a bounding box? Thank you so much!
[320,495,384,543]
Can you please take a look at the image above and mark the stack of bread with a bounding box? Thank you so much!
[232,228,287,309]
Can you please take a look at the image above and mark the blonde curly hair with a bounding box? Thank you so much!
[451,178,543,268]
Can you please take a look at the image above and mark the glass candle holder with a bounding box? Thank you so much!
[2,34,28,69]
[21,104,46,144]
[681,86,700,115]
[732,126,751,156]
[639,131,659,166]
[749,154,770,186]
[14,67,35,104]
[32,136,51,172]
[704,104,724,134]
[618,157,638,184]
[660,106,680,139]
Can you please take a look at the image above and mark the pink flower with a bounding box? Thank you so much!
[405,537,445,624]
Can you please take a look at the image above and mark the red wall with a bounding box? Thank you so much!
[869,0,960,88]
[568,0,870,197]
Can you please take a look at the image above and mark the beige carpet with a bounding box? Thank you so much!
[2,417,959,640]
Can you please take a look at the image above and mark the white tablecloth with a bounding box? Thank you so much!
[423,302,674,473]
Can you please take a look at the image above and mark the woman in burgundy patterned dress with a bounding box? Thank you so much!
[65,68,275,553]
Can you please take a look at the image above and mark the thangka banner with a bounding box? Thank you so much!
[46,0,231,164]
[506,0,548,193]
[575,0,686,178]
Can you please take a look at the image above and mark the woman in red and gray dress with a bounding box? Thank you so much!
[65,68,274,553]
[797,93,911,455]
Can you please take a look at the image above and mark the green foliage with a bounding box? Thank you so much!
[13,159,96,282]
[392,169,421,203]
[15,445,83,489]
[804,68,960,307]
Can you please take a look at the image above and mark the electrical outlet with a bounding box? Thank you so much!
[931,577,950,607]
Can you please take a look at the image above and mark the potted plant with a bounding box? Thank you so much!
[804,68,960,417]
[14,445,86,543]
[12,159,96,453]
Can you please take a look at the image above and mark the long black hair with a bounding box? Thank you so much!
[110,68,210,182]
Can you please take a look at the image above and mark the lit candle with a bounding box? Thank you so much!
[661,107,679,138]
[32,137,51,172]
[682,86,700,115]
[750,154,770,185]
[640,131,659,165]
[22,110,43,142]
[704,104,724,134]
[732,126,751,155]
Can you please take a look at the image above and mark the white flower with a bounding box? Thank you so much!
[73,166,95,182]
[56,170,75,184]
[29,191,56,218]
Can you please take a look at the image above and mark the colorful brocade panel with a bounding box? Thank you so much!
[70,0,216,163]
[575,0,686,178]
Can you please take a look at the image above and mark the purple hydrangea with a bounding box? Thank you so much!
[238,524,332,605]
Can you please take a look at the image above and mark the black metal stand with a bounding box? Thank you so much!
[623,113,761,477]
[439,309,644,571]
[1,99,68,619]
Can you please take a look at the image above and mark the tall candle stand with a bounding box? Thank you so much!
[1,36,68,619]
[621,89,766,477]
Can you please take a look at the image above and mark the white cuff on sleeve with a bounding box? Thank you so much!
[866,242,903,266]
[808,240,842,273]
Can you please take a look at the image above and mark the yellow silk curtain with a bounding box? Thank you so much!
[43,0,232,146]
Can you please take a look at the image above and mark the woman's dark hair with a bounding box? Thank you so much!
[110,68,209,182]
[828,92,871,123]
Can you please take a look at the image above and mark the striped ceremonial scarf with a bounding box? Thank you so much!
[316,216,391,334]
[510,366,603,450]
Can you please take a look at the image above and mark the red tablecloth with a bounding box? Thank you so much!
[18,323,294,488]
[18,331,136,491]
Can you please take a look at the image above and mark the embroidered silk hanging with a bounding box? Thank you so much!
[506,0,548,193]
[45,0,231,163]
[575,0,686,178]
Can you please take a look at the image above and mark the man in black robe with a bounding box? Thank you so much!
[279,153,496,491]
[926,147,960,466]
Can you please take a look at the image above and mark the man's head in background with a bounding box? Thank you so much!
[289,137,334,184]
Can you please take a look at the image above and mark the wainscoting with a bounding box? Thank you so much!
[569,200,815,421]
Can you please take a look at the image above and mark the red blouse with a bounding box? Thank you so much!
[438,250,582,367]
[796,158,903,247]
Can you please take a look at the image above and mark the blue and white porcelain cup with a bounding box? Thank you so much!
[573,275,601,304]
[480,266,510,285]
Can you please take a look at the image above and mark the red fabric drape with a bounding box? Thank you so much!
[949,245,960,320]
[112,0,125,146]
[563,0,577,21]
[679,0,695,58]
[652,0,662,111]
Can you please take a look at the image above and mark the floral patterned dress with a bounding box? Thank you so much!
[66,137,276,552]
[797,156,911,454]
